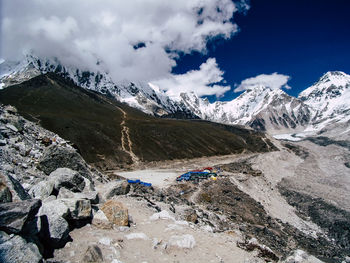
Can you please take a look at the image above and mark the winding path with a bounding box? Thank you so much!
[119,107,140,164]
[98,96,140,164]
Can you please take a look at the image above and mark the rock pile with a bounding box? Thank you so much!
[0,104,127,262]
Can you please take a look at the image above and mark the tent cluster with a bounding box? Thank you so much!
[176,167,220,182]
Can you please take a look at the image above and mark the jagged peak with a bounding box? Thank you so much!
[317,71,350,85]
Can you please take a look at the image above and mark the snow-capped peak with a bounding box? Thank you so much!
[298,71,350,131]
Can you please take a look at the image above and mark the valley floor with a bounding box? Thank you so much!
[50,137,350,263]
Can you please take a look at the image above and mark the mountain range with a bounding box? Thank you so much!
[1,55,350,139]
[0,72,274,169]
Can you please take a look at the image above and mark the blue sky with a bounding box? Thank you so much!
[173,0,350,101]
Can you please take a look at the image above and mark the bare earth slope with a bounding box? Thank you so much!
[0,73,274,170]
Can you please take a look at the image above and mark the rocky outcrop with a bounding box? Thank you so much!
[0,105,109,260]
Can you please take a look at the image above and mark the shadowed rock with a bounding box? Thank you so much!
[0,173,31,202]
[0,199,41,234]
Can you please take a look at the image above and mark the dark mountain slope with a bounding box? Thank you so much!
[0,73,276,170]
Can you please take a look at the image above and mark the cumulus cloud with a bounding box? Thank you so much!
[1,0,248,97]
[151,58,230,98]
[234,72,291,92]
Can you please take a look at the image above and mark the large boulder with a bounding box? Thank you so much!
[105,180,130,200]
[101,200,129,226]
[0,173,31,202]
[39,199,70,248]
[0,231,42,263]
[38,145,93,181]
[0,199,41,234]
[49,168,85,193]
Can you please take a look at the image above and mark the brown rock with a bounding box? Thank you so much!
[101,200,128,226]
[184,209,198,224]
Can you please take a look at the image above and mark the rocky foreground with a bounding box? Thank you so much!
[1,104,350,263]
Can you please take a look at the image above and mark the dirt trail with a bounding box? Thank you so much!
[98,96,140,164]
[118,107,140,164]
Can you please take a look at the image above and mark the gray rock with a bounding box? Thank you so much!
[82,245,104,263]
[83,177,96,191]
[0,231,42,263]
[58,187,99,204]
[29,180,54,199]
[105,180,130,199]
[0,173,31,201]
[49,168,85,193]
[0,199,41,234]
[39,199,70,248]
[38,145,93,181]
[41,214,69,248]
[6,124,18,133]
[59,198,92,220]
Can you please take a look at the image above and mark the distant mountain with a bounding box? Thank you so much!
[299,71,350,132]
[180,85,312,134]
[1,56,350,137]
[0,73,274,169]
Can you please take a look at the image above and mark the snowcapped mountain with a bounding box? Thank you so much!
[1,56,349,137]
[0,55,197,118]
[179,85,311,133]
[299,71,350,131]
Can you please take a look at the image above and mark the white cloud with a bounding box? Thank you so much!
[151,58,230,98]
[234,72,291,92]
[1,0,247,97]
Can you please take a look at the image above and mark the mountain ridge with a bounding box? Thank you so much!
[1,56,350,137]
[0,72,275,169]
